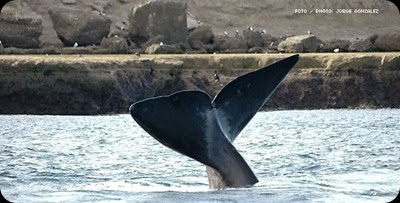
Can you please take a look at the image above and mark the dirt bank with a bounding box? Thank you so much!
[0,53,399,114]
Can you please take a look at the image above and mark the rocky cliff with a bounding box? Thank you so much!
[1,0,399,47]
[0,53,399,114]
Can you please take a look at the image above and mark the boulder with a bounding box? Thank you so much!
[0,3,43,48]
[243,30,263,48]
[187,11,202,31]
[62,0,76,5]
[278,35,323,53]
[262,34,279,48]
[374,34,400,51]
[49,7,111,46]
[214,36,248,52]
[188,26,214,45]
[322,39,351,52]
[248,46,264,53]
[188,26,214,51]
[100,36,129,54]
[348,37,376,52]
[129,1,187,45]
[145,44,183,54]
[141,34,164,49]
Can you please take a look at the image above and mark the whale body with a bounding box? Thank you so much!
[129,54,299,189]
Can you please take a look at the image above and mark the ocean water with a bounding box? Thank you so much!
[0,109,399,202]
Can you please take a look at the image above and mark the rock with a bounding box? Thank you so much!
[141,35,164,49]
[248,46,264,53]
[108,24,130,39]
[243,30,263,48]
[188,26,214,51]
[215,36,248,52]
[62,0,76,5]
[322,39,351,52]
[145,44,183,54]
[348,37,376,52]
[374,34,400,51]
[188,40,213,53]
[262,34,279,48]
[187,12,202,31]
[0,3,43,48]
[189,40,206,51]
[277,35,323,53]
[188,26,214,45]
[49,7,111,46]
[100,36,128,54]
[129,1,187,45]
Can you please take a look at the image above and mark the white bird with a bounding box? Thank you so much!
[334,48,340,53]
[307,30,312,35]
[235,30,239,35]
[73,42,78,47]
[197,20,201,24]
[261,29,266,34]
[224,31,228,36]
[120,26,125,31]
[99,11,106,16]
[248,26,253,31]
[159,42,164,46]
[0,40,2,44]
[270,42,274,47]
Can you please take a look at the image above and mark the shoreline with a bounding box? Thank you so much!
[1,53,399,115]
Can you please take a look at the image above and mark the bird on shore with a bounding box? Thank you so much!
[247,26,253,31]
[135,52,141,57]
[261,29,266,34]
[224,31,228,36]
[334,48,340,53]
[99,11,106,16]
[307,30,312,35]
[214,70,220,82]
[270,42,274,47]
[73,42,79,48]
[159,42,164,46]
[235,30,239,35]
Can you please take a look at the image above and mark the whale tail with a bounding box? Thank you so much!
[129,55,299,188]
[130,90,258,187]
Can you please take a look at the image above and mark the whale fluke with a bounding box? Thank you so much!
[129,54,299,189]
[130,90,258,187]
[213,54,299,142]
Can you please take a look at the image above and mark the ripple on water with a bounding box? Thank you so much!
[0,110,399,202]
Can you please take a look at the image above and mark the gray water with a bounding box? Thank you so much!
[0,109,399,202]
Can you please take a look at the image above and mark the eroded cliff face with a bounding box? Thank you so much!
[3,0,400,47]
[0,53,399,114]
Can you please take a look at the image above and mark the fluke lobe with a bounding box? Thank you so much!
[129,55,299,189]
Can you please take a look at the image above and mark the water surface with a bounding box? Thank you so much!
[1,109,399,202]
